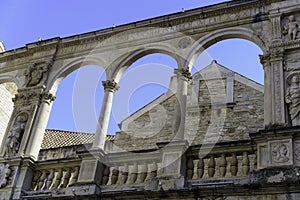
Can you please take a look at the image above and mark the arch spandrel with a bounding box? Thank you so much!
[185,26,268,69]
[106,43,181,82]
[47,55,108,94]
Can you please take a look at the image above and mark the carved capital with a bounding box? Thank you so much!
[174,68,192,81]
[42,92,56,105]
[12,86,54,106]
[102,80,119,92]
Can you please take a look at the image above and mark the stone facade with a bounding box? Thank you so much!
[1,0,300,199]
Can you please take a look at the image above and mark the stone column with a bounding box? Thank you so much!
[23,91,55,159]
[92,80,119,149]
[172,68,191,140]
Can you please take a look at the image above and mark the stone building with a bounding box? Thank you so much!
[1,0,300,199]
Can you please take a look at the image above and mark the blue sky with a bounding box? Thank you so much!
[1,0,263,134]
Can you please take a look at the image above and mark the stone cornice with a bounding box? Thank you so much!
[0,0,279,62]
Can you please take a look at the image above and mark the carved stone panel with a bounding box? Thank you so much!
[269,140,293,166]
[294,141,300,165]
[24,62,49,87]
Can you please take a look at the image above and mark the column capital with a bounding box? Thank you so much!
[259,54,270,67]
[102,80,119,92]
[174,68,192,81]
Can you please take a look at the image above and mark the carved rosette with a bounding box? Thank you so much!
[174,68,192,81]
[0,164,11,189]
[24,62,50,87]
[102,80,119,92]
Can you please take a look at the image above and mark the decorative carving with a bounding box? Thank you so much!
[42,92,56,105]
[286,74,300,126]
[0,164,11,189]
[5,112,28,156]
[13,88,55,106]
[283,15,299,41]
[178,38,191,49]
[174,68,192,81]
[102,80,119,92]
[271,143,289,163]
[24,63,49,87]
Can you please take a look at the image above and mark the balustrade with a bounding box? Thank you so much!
[101,160,159,186]
[32,163,80,191]
[186,147,255,180]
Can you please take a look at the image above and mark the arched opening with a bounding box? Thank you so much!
[111,53,179,150]
[47,65,106,134]
[0,81,18,145]
[192,39,263,84]
[187,38,264,145]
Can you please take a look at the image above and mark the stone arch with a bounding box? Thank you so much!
[186,27,267,69]
[48,56,107,94]
[108,44,179,82]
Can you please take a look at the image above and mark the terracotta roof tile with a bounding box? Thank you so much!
[41,129,114,149]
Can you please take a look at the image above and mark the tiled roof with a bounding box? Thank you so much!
[41,129,114,149]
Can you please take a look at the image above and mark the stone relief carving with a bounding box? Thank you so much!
[283,15,299,40]
[0,164,11,189]
[178,38,191,49]
[285,74,300,126]
[5,113,28,156]
[271,143,289,163]
[24,63,49,87]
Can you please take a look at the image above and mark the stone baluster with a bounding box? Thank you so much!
[208,155,215,178]
[46,169,55,190]
[137,162,148,183]
[102,165,110,185]
[242,152,250,175]
[51,168,63,189]
[254,150,257,170]
[110,167,119,185]
[197,157,204,179]
[219,154,227,177]
[230,153,238,176]
[148,161,157,180]
[60,168,71,188]
[121,164,129,184]
[129,163,138,184]
[186,157,194,179]
[37,170,47,190]
[68,166,79,186]
[32,172,40,191]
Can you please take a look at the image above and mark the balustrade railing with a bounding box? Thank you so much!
[31,160,81,191]
[186,142,256,180]
[101,160,160,186]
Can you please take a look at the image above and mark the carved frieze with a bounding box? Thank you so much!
[24,62,50,87]
[0,164,11,189]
